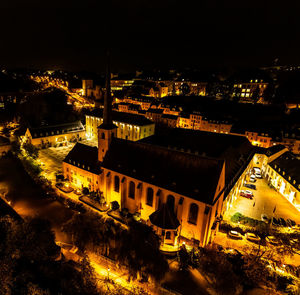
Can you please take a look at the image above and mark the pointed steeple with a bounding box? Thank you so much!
[102,48,113,127]
[98,48,117,162]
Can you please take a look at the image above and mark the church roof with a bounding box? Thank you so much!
[102,139,224,204]
[63,143,101,174]
[149,204,180,230]
[140,128,256,197]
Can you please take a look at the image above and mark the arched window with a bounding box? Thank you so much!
[167,195,175,212]
[129,181,135,199]
[188,203,199,225]
[146,187,154,206]
[114,175,120,192]
[101,133,105,139]
[165,231,171,240]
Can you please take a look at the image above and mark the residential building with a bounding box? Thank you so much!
[21,121,85,148]
[86,109,155,142]
[265,151,300,209]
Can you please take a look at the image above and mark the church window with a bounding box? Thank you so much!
[165,231,171,240]
[167,195,175,212]
[129,181,135,199]
[188,203,199,225]
[102,133,105,139]
[114,175,120,192]
[146,187,154,206]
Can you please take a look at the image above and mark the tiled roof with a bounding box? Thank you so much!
[29,121,84,139]
[63,143,101,175]
[140,128,255,195]
[149,204,180,230]
[102,138,224,204]
[269,151,300,189]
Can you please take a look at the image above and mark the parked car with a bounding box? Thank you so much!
[261,214,269,223]
[244,183,256,190]
[249,175,256,182]
[266,236,279,245]
[73,189,82,196]
[272,217,280,226]
[228,230,243,240]
[287,219,296,227]
[255,172,262,179]
[240,190,254,199]
[253,167,261,174]
[279,218,287,227]
[246,232,261,243]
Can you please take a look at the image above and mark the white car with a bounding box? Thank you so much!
[249,175,256,182]
[228,230,243,240]
[255,172,262,179]
[253,167,261,174]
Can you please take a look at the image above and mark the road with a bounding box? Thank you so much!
[224,177,300,224]
[0,156,74,243]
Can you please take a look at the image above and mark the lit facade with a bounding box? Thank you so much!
[233,80,268,102]
[21,121,85,148]
[245,131,272,148]
[85,112,155,142]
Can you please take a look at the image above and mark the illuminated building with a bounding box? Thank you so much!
[82,79,102,99]
[232,79,268,102]
[174,81,207,96]
[85,110,155,142]
[111,78,134,91]
[245,131,272,148]
[63,56,231,249]
[21,121,85,148]
[264,149,300,209]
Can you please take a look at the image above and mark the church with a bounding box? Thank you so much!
[63,57,226,249]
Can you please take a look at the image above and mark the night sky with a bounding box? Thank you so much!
[0,0,300,72]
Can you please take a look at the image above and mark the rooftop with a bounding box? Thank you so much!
[63,143,101,175]
[269,152,300,189]
[102,138,224,204]
[28,121,84,139]
[140,128,255,191]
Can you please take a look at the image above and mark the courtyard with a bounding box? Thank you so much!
[224,176,300,225]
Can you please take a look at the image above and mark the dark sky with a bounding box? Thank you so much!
[0,0,300,72]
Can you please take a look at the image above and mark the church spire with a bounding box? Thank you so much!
[97,48,117,162]
[103,48,112,126]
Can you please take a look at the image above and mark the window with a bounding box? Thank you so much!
[114,175,120,192]
[101,133,105,139]
[167,195,175,212]
[204,205,210,215]
[129,181,135,199]
[165,231,171,240]
[188,203,199,224]
[146,187,154,206]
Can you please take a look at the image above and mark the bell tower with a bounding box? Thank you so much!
[98,49,117,162]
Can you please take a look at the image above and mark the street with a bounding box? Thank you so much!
[0,156,74,243]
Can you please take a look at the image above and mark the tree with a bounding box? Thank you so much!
[198,248,241,295]
[0,216,101,295]
[116,220,169,282]
[23,142,39,159]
